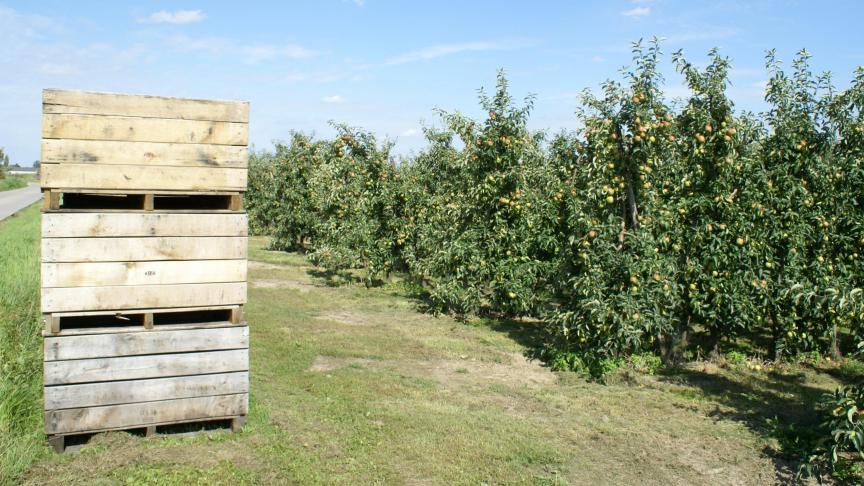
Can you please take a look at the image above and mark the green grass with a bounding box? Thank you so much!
[2,217,862,484]
[0,175,33,192]
[0,205,46,485]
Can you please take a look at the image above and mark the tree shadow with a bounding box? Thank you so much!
[656,365,838,483]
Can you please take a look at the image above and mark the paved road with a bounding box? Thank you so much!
[0,183,42,221]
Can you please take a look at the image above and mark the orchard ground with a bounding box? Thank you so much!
[3,210,862,484]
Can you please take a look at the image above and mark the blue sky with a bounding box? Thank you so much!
[1,1,863,164]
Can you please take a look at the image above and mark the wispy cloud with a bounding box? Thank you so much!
[591,55,605,62]
[139,9,205,24]
[344,0,366,6]
[243,44,317,63]
[163,34,319,63]
[384,40,535,66]
[622,7,651,18]
[322,95,344,103]
[400,128,421,137]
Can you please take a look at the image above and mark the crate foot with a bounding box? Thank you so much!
[48,435,65,453]
[145,426,157,437]
[231,416,246,433]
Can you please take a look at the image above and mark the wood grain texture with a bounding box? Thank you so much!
[42,113,248,145]
[40,163,246,191]
[42,260,247,287]
[44,326,249,361]
[41,236,247,263]
[42,213,247,238]
[44,349,248,385]
[45,372,249,410]
[43,89,249,123]
[41,282,247,313]
[45,393,248,434]
[41,139,248,168]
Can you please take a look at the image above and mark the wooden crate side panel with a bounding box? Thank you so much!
[40,164,246,191]
[45,393,248,434]
[45,372,249,410]
[44,348,248,385]
[43,90,249,123]
[41,236,247,263]
[42,114,248,145]
[41,139,248,168]
[44,326,249,361]
[41,282,247,313]
[42,260,247,287]
[42,213,248,238]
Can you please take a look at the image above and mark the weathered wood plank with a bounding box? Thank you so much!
[44,326,249,361]
[45,372,249,410]
[42,260,247,287]
[42,213,247,238]
[41,282,247,313]
[43,90,249,123]
[45,393,249,434]
[41,139,248,168]
[40,164,247,191]
[42,114,248,145]
[41,236,247,263]
[44,349,248,385]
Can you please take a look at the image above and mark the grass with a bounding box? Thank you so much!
[2,213,863,484]
[0,175,33,192]
[0,205,46,485]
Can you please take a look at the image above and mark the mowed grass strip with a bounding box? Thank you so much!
[7,232,857,484]
[0,205,45,486]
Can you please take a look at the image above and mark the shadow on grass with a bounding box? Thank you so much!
[655,364,864,483]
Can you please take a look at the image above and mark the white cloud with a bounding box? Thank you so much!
[322,95,344,103]
[344,0,366,5]
[400,128,421,137]
[162,34,318,63]
[622,7,651,18]
[591,55,605,62]
[139,9,205,24]
[243,44,317,63]
[385,40,533,65]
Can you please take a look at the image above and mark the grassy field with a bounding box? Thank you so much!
[2,207,862,484]
[0,175,35,192]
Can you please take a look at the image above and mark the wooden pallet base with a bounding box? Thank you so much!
[43,189,243,212]
[48,415,246,453]
[44,305,244,335]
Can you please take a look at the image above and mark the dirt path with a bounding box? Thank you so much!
[0,183,41,221]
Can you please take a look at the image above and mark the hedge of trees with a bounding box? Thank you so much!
[249,41,864,374]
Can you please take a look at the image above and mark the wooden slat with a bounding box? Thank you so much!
[41,139,248,168]
[41,236,247,262]
[45,372,249,410]
[40,164,246,191]
[42,213,247,238]
[42,260,247,287]
[44,349,248,385]
[45,393,249,434]
[42,113,248,145]
[43,90,249,123]
[44,326,249,361]
[41,282,247,313]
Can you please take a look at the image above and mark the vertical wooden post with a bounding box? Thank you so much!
[45,315,60,334]
[143,194,154,211]
[48,435,65,454]
[145,426,157,437]
[230,306,244,325]
[143,313,154,330]
[43,190,60,210]
[231,416,246,433]
[229,194,243,211]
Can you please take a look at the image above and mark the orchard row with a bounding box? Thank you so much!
[247,40,864,369]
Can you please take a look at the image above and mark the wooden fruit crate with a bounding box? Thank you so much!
[40,89,250,451]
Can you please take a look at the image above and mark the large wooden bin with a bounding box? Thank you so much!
[40,90,250,452]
